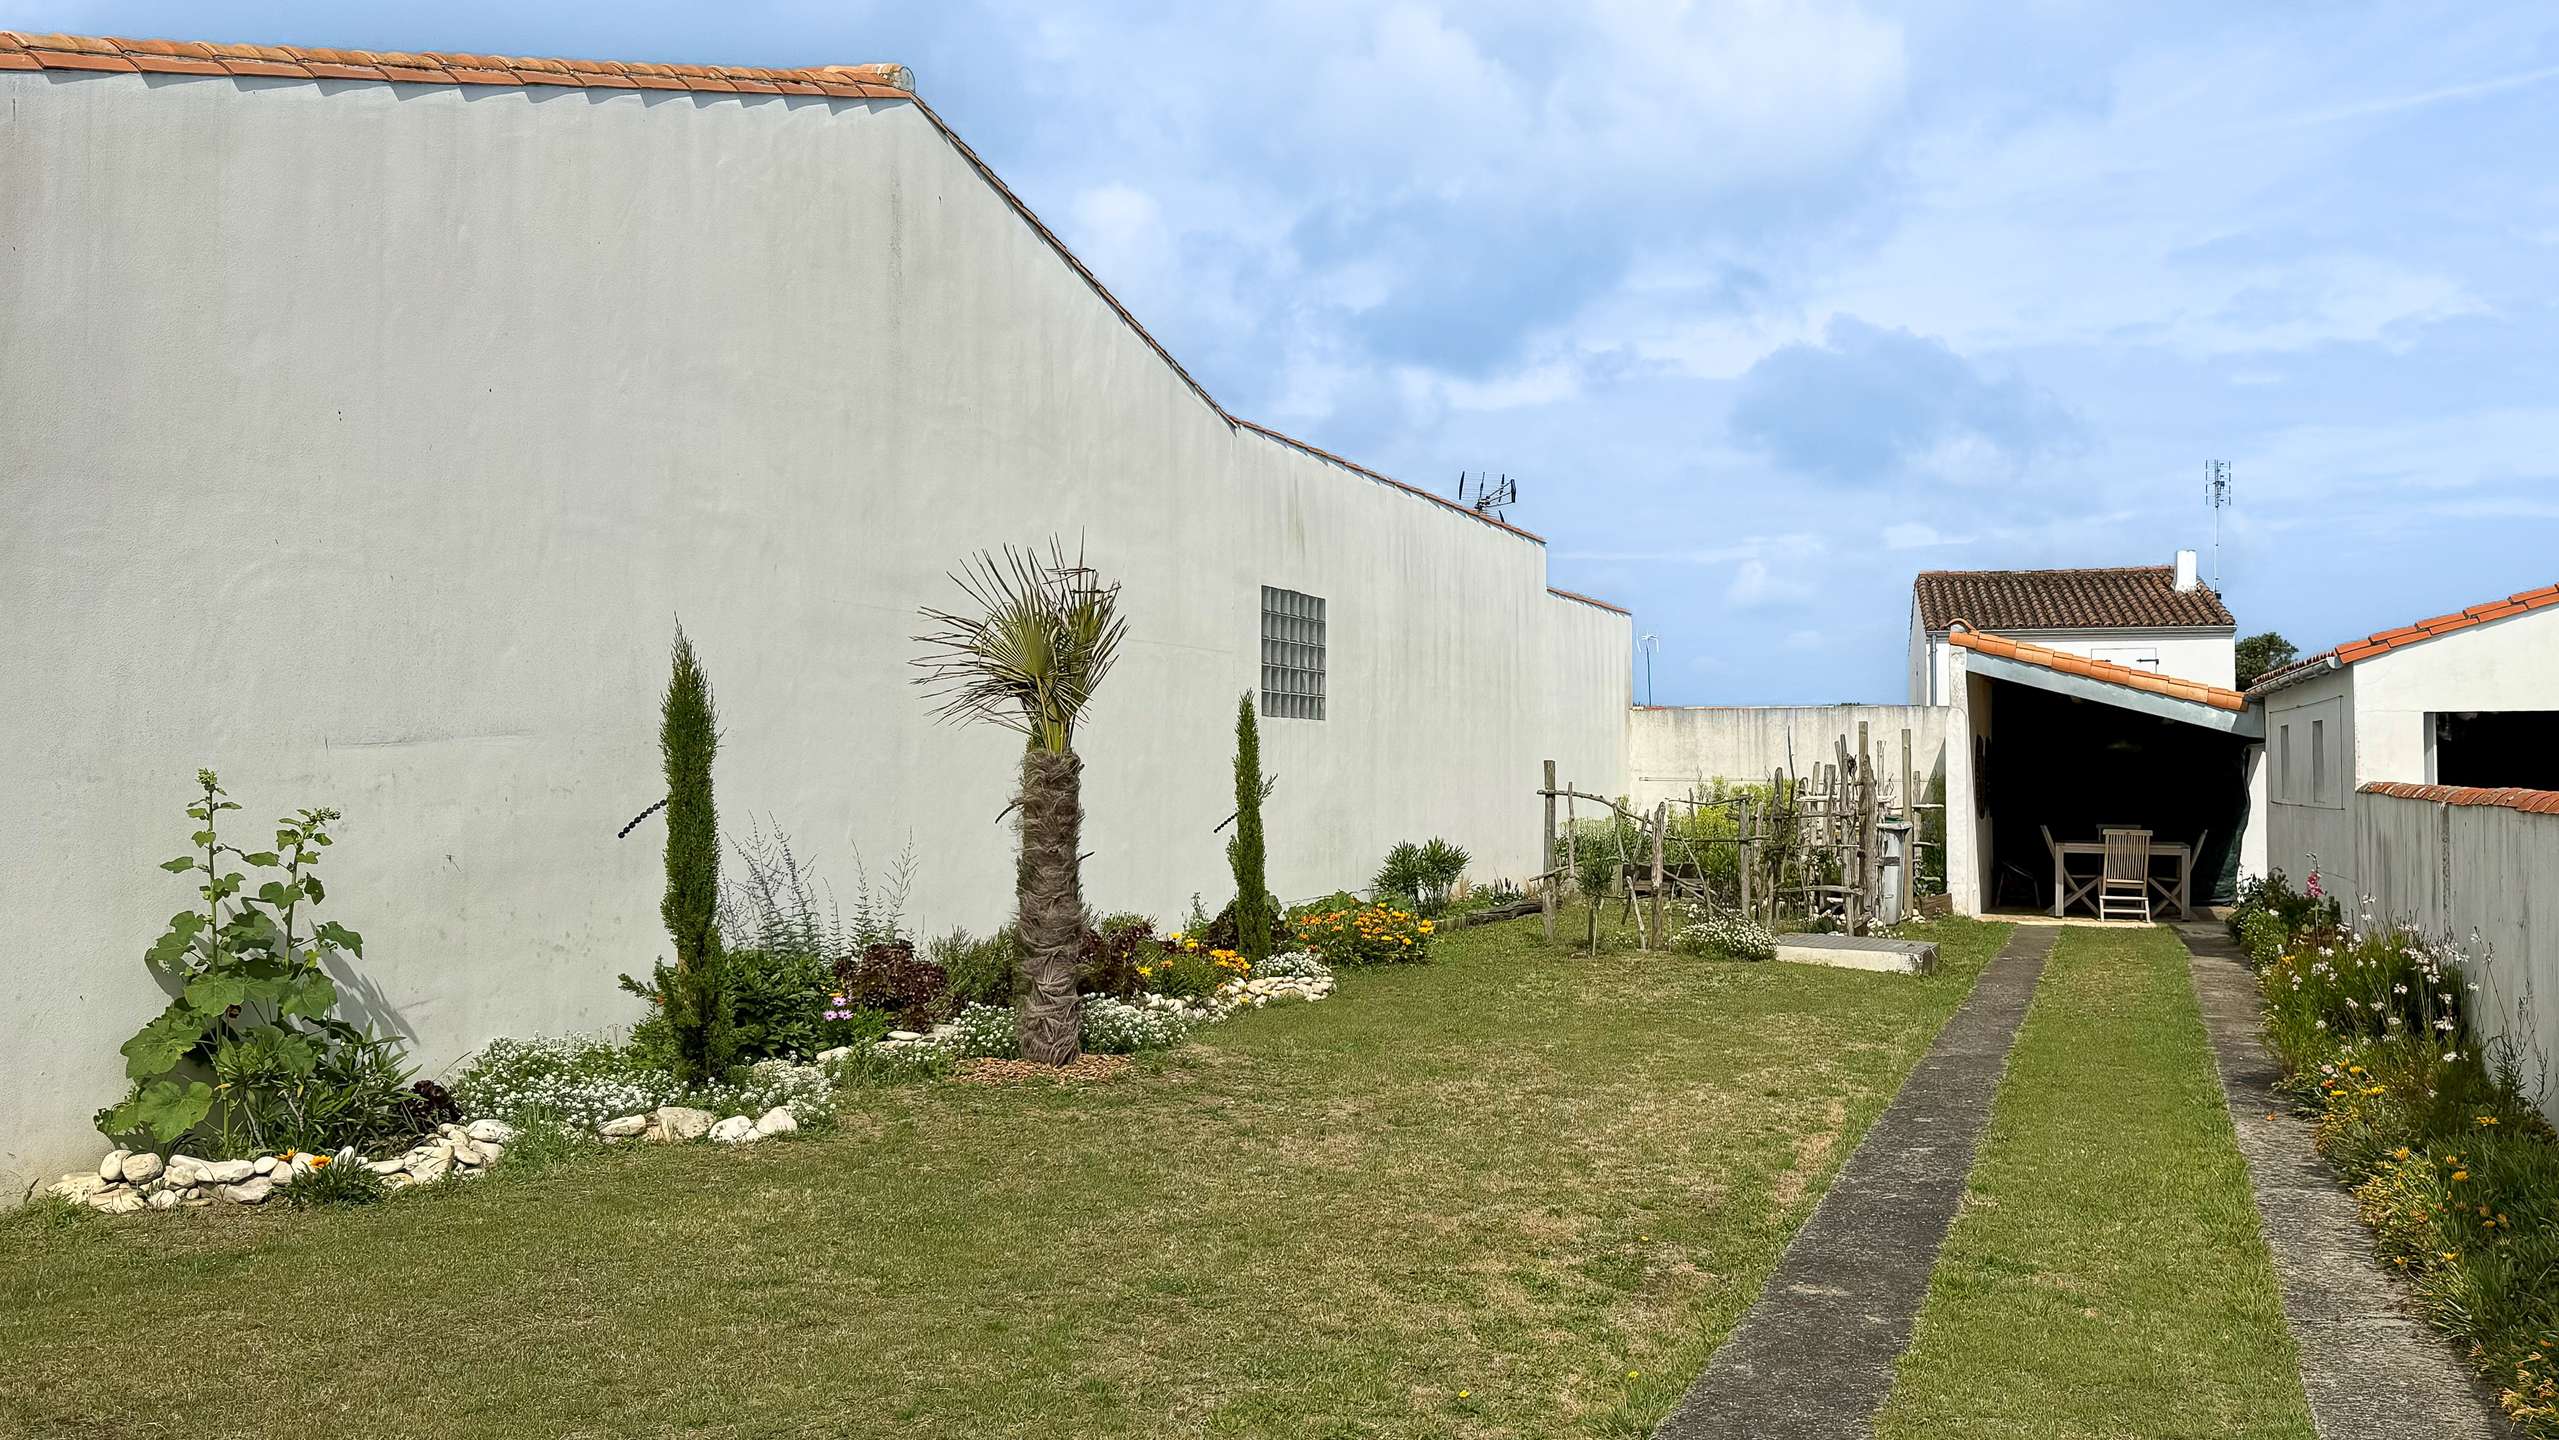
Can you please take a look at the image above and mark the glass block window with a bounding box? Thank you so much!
[1261,586,1326,720]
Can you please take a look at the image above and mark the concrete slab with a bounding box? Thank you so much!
[1772,932,1939,975]
[2176,924,2514,1440]
[1652,925,2055,1440]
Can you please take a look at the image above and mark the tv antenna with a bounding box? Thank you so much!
[2206,461,2232,588]
[1457,471,1518,520]
[1640,633,1660,707]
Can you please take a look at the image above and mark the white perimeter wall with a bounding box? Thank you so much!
[1625,704,1977,914]
[0,72,1630,1194]
[2354,792,2559,1124]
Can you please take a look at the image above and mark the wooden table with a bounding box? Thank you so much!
[2051,839,2194,920]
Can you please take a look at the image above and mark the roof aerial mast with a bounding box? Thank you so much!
[1457,471,1518,522]
[2206,460,2233,590]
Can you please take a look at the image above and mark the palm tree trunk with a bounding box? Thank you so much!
[1017,746,1085,1064]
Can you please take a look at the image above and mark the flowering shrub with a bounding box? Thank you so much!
[2236,909,2289,971]
[454,1036,686,1132]
[2225,867,2339,947]
[942,1004,1021,1060]
[2255,903,2559,1435]
[694,1057,841,1127]
[1673,912,1776,962]
[1079,995,1195,1054]
[1251,950,1331,981]
[1141,933,1250,998]
[455,1036,850,1131]
[1291,904,1432,966]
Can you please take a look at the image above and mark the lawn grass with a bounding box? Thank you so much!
[1874,924,2315,1440]
[0,909,2009,1440]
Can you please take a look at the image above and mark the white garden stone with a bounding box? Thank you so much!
[407,1154,451,1185]
[751,1107,798,1138]
[201,1159,255,1184]
[474,1142,505,1167]
[252,1156,278,1176]
[599,1115,649,1138]
[886,1029,923,1042]
[99,1149,128,1183]
[813,1046,854,1065]
[449,1138,486,1167]
[48,1173,107,1203]
[224,1178,273,1205]
[146,1189,181,1211]
[94,1189,147,1215]
[119,1151,163,1185]
[707,1115,757,1145]
[367,1157,407,1176]
[465,1119,517,1145]
[652,1106,716,1143]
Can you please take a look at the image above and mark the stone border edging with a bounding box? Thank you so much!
[2175,923,2515,1440]
[1652,923,2058,1440]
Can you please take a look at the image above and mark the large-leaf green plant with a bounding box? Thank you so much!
[99,770,378,1151]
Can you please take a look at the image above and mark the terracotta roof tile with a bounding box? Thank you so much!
[0,30,921,97]
[1948,628,2247,712]
[1914,566,2234,633]
[2360,781,2559,818]
[2247,580,2559,697]
[1547,587,1631,616]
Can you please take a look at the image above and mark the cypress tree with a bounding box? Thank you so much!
[661,624,733,1082]
[1228,692,1273,962]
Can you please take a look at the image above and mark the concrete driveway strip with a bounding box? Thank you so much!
[1652,923,2058,1440]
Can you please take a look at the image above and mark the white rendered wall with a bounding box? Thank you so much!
[0,72,1629,1195]
[2348,612,2559,786]
[2262,667,2361,899]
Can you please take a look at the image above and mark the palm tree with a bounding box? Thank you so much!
[913,541,1125,1064]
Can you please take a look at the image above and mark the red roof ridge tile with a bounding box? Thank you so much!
[0,31,918,94]
[1546,587,1630,616]
[1947,628,2247,712]
[2359,781,2559,817]
[2246,579,2559,698]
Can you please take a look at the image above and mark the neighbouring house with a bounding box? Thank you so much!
[2247,582,2559,904]
[0,33,1629,1198]
[1908,551,2238,705]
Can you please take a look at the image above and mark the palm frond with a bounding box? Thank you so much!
[913,539,1126,752]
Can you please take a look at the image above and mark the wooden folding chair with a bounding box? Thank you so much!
[2099,828,2153,922]
[2042,824,2099,916]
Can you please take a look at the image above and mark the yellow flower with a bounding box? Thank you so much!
[2478,1115,2500,1126]
[1457,1390,1470,1400]
[2453,1170,2471,1182]
[2394,1147,2412,1160]
[1626,1370,1641,1380]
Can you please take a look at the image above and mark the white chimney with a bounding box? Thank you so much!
[2173,548,2199,592]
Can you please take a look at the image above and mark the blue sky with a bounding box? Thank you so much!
[29,2,2559,702]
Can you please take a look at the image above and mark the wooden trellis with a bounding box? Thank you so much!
[1536,724,1945,946]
